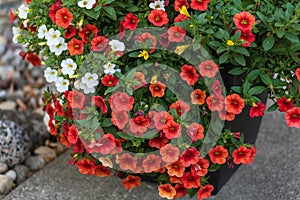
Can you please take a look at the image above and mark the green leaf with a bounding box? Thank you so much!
[248,86,266,96]
[126,5,139,12]
[101,118,113,127]
[84,9,101,20]
[231,86,242,94]
[263,36,275,51]
[243,81,251,96]
[208,164,221,172]
[284,32,299,43]
[247,69,261,81]
[232,47,250,56]
[187,188,198,198]
[53,115,64,121]
[116,132,135,140]
[141,131,159,139]
[228,67,245,75]
[267,103,278,112]
[219,52,229,64]
[103,0,116,4]
[276,29,286,38]
[233,53,246,66]
[103,6,117,21]
[259,74,272,85]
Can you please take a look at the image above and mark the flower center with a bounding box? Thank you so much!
[155,16,161,21]
[241,19,248,25]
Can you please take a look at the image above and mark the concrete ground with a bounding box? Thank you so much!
[3,110,300,200]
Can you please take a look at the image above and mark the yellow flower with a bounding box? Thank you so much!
[227,40,235,46]
[150,75,158,84]
[175,45,189,55]
[138,50,149,60]
[179,5,191,18]
[70,74,79,78]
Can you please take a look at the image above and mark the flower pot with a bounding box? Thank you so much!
[209,66,268,195]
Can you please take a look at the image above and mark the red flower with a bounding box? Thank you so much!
[149,81,166,98]
[250,102,266,118]
[191,158,209,177]
[232,146,251,164]
[9,9,17,23]
[148,10,169,27]
[67,90,85,109]
[160,144,180,163]
[285,107,300,128]
[233,11,255,31]
[163,120,181,139]
[137,32,157,53]
[65,26,77,39]
[119,20,125,39]
[48,119,57,136]
[118,153,137,171]
[208,145,228,164]
[91,36,108,52]
[174,184,187,199]
[197,184,214,200]
[133,72,147,90]
[206,94,225,111]
[174,0,189,11]
[245,147,257,165]
[168,26,186,42]
[180,147,200,167]
[237,29,256,47]
[186,123,204,142]
[191,89,206,105]
[296,68,300,81]
[225,94,245,115]
[92,96,108,114]
[153,111,173,130]
[158,184,176,199]
[123,13,139,30]
[55,8,73,29]
[149,135,169,149]
[166,161,185,177]
[277,97,294,112]
[122,175,141,190]
[111,111,129,129]
[79,24,98,44]
[180,64,199,86]
[67,124,78,144]
[94,164,111,177]
[110,92,134,112]
[191,0,210,11]
[160,33,170,48]
[142,154,162,173]
[49,2,62,23]
[76,158,95,175]
[73,139,84,153]
[68,38,84,55]
[181,172,201,189]
[169,100,190,117]
[26,52,41,66]
[129,116,150,137]
[101,75,118,86]
[174,14,188,22]
[94,134,116,155]
[212,80,222,96]
[199,60,218,78]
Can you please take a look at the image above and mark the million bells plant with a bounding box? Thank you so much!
[11,0,300,199]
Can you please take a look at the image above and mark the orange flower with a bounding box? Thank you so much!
[68,38,84,55]
[160,144,180,163]
[166,161,185,177]
[191,158,210,177]
[245,146,257,165]
[285,107,300,128]
[191,89,206,105]
[111,111,129,130]
[67,124,78,144]
[158,184,176,199]
[208,145,228,164]
[153,111,173,130]
[168,26,186,42]
[186,123,204,142]
[218,110,236,121]
[55,8,73,29]
[91,36,108,52]
[76,158,95,175]
[180,147,200,167]
[181,172,201,189]
[94,164,111,177]
[149,81,166,97]
[169,100,190,117]
[206,94,225,111]
[122,175,141,190]
[197,184,214,200]
[225,94,245,115]
[142,154,162,173]
[129,116,150,137]
[58,133,71,148]
[232,146,251,165]
[169,176,182,184]
[110,92,135,111]
[79,24,98,44]
[163,120,182,139]
[118,153,137,171]
[174,184,187,198]
[180,64,199,85]
[199,60,219,78]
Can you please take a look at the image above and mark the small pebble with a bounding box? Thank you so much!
[0,163,8,174]
[34,146,57,163]
[4,170,16,181]
[0,100,17,110]
[13,165,30,185]
[24,156,45,171]
[0,174,13,195]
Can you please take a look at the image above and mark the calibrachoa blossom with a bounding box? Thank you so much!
[142,154,162,173]
[148,10,169,27]
[123,13,139,30]
[44,67,58,83]
[68,38,84,55]
[103,62,117,75]
[180,64,199,85]
[186,123,204,141]
[199,60,219,78]
[76,158,95,175]
[168,26,186,42]
[149,1,166,11]
[166,161,185,177]
[174,0,189,11]
[209,146,228,164]
[109,40,125,52]
[149,81,166,97]
[17,5,29,19]
[225,94,245,115]
[118,153,137,171]
[169,100,190,117]
[296,68,300,81]
[101,75,119,87]
[160,144,180,163]
[277,97,294,112]
[79,24,98,43]
[91,36,108,52]
[233,11,255,31]
[238,29,256,47]
[78,0,96,10]
[61,58,77,76]
[191,89,206,105]
[55,77,70,93]
[122,175,141,190]
[180,147,200,167]
[163,120,182,139]
[49,37,68,56]
[26,52,41,66]
[250,102,266,118]
[158,184,176,199]
[38,25,47,39]
[191,0,210,11]
[232,146,251,164]
[285,107,300,128]
[181,172,201,189]
[55,8,73,29]
[197,184,214,200]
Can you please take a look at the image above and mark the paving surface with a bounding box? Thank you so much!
[3,110,300,200]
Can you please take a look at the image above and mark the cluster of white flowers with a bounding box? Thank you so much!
[78,0,96,9]
[74,73,99,94]
[149,0,165,11]
[18,5,30,19]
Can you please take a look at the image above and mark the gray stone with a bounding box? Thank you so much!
[0,120,30,167]
[0,35,7,54]
[34,146,56,163]
[0,101,17,110]
[4,170,16,181]
[0,162,8,174]
[24,156,45,171]
[0,175,13,195]
[12,165,29,185]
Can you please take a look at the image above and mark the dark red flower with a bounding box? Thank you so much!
[92,96,108,114]
[180,147,200,167]
[237,29,256,47]
[65,26,77,39]
[67,124,78,144]
[101,75,119,87]
[191,158,209,177]
[277,97,294,112]
[67,90,85,109]
[79,24,98,44]
[26,52,41,66]
[168,26,186,42]
[250,102,266,118]
[49,2,62,23]
[169,100,190,117]
[129,116,150,137]
[123,13,139,30]
[149,135,169,149]
[181,172,200,189]
[197,184,214,200]
[163,120,181,139]
[76,158,95,175]
[91,36,108,52]
[180,64,199,86]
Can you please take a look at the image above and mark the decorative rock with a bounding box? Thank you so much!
[24,156,45,171]
[0,175,13,195]
[55,144,66,155]
[0,101,17,110]
[13,165,30,185]
[0,120,30,167]
[0,163,8,174]
[0,35,7,54]
[34,146,56,163]
[4,170,16,181]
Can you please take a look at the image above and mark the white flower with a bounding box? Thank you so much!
[45,28,61,46]
[61,58,77,76]
[78,0,96,9]
[98,157,113,168]
[82,72,99,87]
[23,19,29,27]
[44,67,58,83]
[18,5,29,19]
[12,27,21,43]
[109,40,125,52]
[80,83,96,94]
[49,37,68,56]
[149,0,165,11]
[103,62,117,75]
[38,25,48,39]
[74,79,82,90]
[55,77,70,93]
